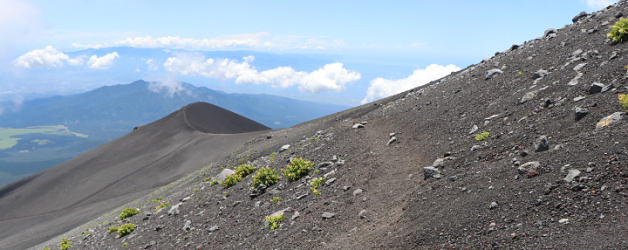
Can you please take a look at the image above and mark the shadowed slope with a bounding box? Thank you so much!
[0,102,269,249]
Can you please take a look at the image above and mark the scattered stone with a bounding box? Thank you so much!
[610,50,620,60]
[564,169,581,182]
[279,144,290,152]
[568,72,583,86]
[316,161,333,168]
[352,123,365,129]
[358,209,367,219]
[510,44,520,51]
[489,201,499,210]
[573,96,586,102]
[154,225,163,231]
[144,241,156,249]
[469,124,479,134]
[588,82,605,94]
[520,90,538,104]
[559,218,569,224]
[596,112,624,129]
[325,178,336,185]
[182,220,191,231]
[573,62,587,72]
[291,211,300,220]
[387,137,398,145]
[423,167,442,179]
[485,69,503,80]
[331,155,338,162]
[215,169,235,182]
[572,11,587,23]
[168,202,183,216]
[543,29,556,38]
[602,83,614,92]
[432,158,444,168]
[533,69,549,79]
[574,107,588,121]
[322,212,336,219]
[389,132,396,138]
[470,145,481,152]
[323,170,336,178]
[208,226,220,232]
[615,12,623,18]
[533,135,549,152]
[342,186,351,191]
[249,184,267,198]
[448,176,457,182]
[296,193,308,200]
[518,161,541,177]
[353,189,363,196]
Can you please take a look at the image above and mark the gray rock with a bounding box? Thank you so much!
[168,202,183,216]
[588,82,605,94]
[520,90,538,104]
[601,83,614,92]
[573,96,586,102]
[470,145,481,152]
[352,123,365,129]
[564,169,581,182]
[296,193,308,200]
[291,211,300,220]
[615,12,623,18]
[573,62,587,72]
[358,209,367,219]
[559,218,569,224]
[572,11,587,23]
[387,136,398,145]
[322,212,336,219]
[610,50,620,60]
[574,107,588,121]
[596,112,624,129]
[353,189,363,196]
[423,167,442,179]
[572,49,584,57]
[485,69,503,80]
[279,144,290,152]
[518,161,541,176]
[432,158,444,168]
[316,161,333,168]
[325,177,336,185]
[489,201,499,210]
[215,169,235,182]
[543,29,556,38]
[533,69,549,79]
[182,220,191,231]
[208,226,219,232]
[469,124,479,134]
[534,135,549,152]
[568,72,583,86]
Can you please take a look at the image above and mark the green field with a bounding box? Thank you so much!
[0,125,88,150]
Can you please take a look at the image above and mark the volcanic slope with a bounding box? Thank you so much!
[45,2,628,250]
[0,102,270,250]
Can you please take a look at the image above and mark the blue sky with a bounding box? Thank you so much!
[0,0,619,106]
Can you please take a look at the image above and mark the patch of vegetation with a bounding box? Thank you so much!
[117,223,136,237]
[119,208,139,220]
[475,131,490,141]
[281,157,313,181]
[202,177,211,182]
[0,125,87,150]
[155,201,170,211]
[266,213,285,230]
[221,173,243,188]
[270,196,280,203]
[619,94,628,111]
[310,177,326,195]
[123,242,128,246]
[210,179,218,186]
[151,197,162,204]
[108,226,119,233]
[193,187,199,192]
[234,164,257,177]
[313,169,320,175]
[269,152,278,162]
[608,17,628,43]
[252,167,280,188]
[102,220,109,226]
[58,238,72,250]
[44,248,51,250]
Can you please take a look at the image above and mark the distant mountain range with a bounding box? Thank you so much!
[0,80,348,186]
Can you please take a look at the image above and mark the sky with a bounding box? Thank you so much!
[0,0,619,107]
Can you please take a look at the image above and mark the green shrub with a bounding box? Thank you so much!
[58,238,72,250]
[252,167,279,188]
[608,17,628,43]
[202,177,211,182]
[270,197,280,203]
[151,197,162,204]
[234,164,257,176]
[475,131,490,141]
[43,248,51,250]
[117,223,135,237]
[123,242,128,246]
[221,173,242,188]
[108,226,119,233]
[619,94,628,111]
[119,208,139,220]
[266,213,285,230]
[281,157,313,181]
[310,177,326,195]
[269,152,278,162]
[155,201,170,211]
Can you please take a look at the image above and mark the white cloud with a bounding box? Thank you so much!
[361,64,460,104]
[14,46,73,68]
[147,80,190,97]
[585,0,617,9]
[145,59,159,71]
[72,33,341,51]
[0,0,43,60]
[163,54,360,93]
[86,52,119,69]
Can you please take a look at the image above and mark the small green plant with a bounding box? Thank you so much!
[202,177,211,182]
[608,17,628,43]
[281,157,313,181]
[310,177,326,195]
[252,167,280,188]
[119,208,139,220]
[43,248,51,250]
[313,169,320,175]
[221,173,242,188]
[210,179,218,186]
[270,196,280,203]
[58,238,72,250]
[123,242,128,246]
[117,223,135,237]
[234,164,257,176]
[265,213,285,230]
[108,226,119,233]
[155,201,170,211]
[269,152,278,162]
[517,71,523,76]
[619,94,628,111]
[151,197,162,204]
[193,187,199,192]
[475,131,490,141]
[102,220,109,226]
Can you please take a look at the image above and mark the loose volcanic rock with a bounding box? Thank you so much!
[572,11,588,23]
[574,107,589,121]
[322,212,336,219]
[485,69,503,80]
[518,161,541,177]
[534,135,549,152]
[423,167,442,179]
[564,169,582,182]
[588,82,605,94]
[596,112,624,129]
[352,123,365,129]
